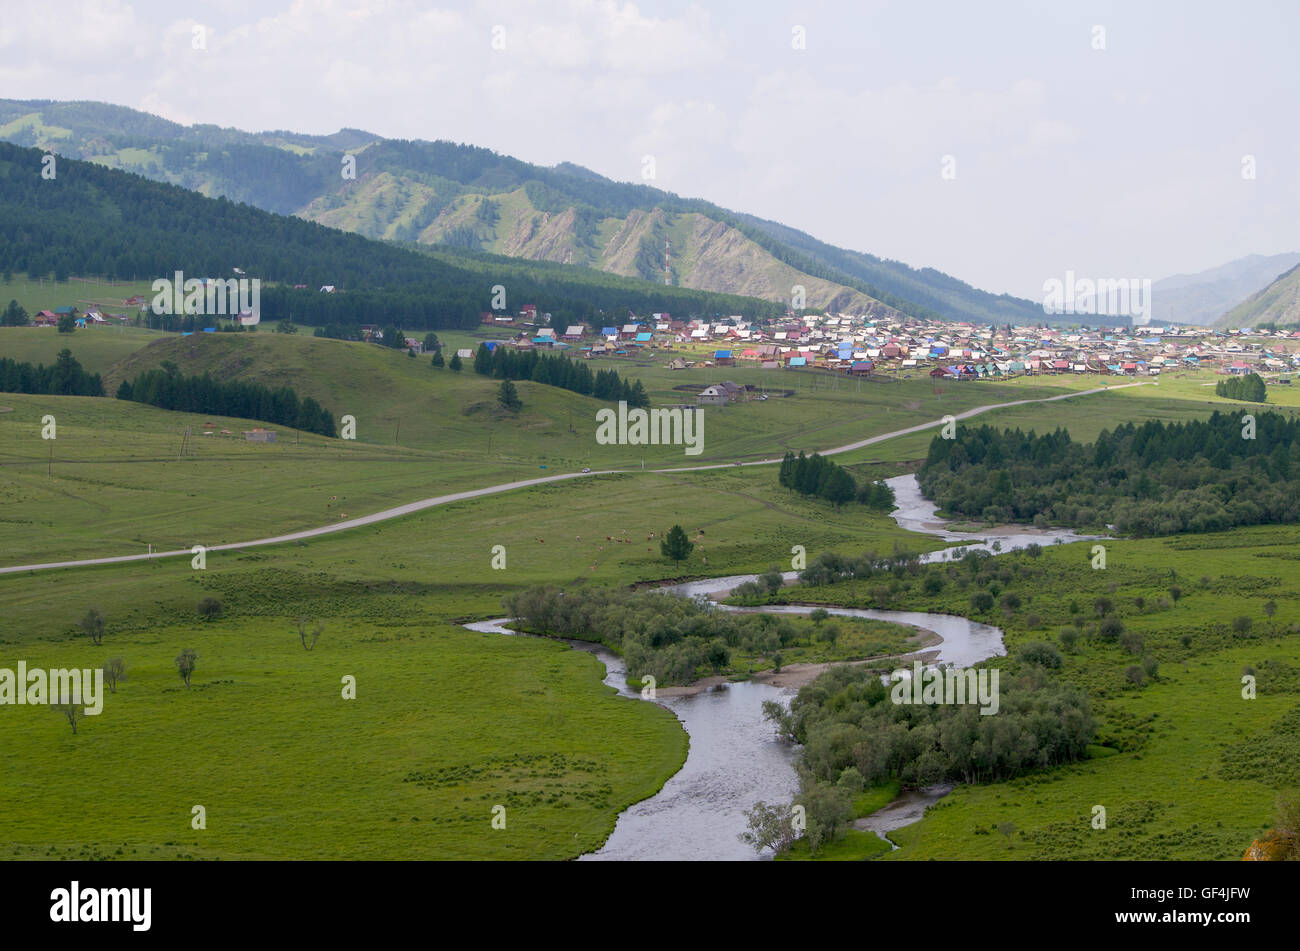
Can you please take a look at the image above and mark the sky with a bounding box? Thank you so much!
[2,0,1297,300]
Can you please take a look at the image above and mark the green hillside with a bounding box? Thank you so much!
[1217,262,1300,329]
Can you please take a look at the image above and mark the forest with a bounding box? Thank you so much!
[473,344,649,407]
[116,365,336,436]
[918,412,1300,535]
[0,349,104,396]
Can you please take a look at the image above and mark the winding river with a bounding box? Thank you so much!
[467,474,1098,860]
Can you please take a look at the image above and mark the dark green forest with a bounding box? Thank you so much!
[778,450,897,510]
[1215,372,1267,402]
[0,349,104,396]
[919,412,1300,535]
[117,366,335,436]
[473,344,649,407]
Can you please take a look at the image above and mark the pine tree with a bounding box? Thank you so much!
[660,524,694,564]
[449,352,463,372]
[498,379,522,411]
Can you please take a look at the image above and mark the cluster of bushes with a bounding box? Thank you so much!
[778,451,896,510]
[473,344,648,406]
[1215,372,1267,403]
[0,349,105,396]
[503,584,807,685]
[116,365,336,436]
[796,548,921,588]
[767,662,1095,788]
[919,412,1300,535]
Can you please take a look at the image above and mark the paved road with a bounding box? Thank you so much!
[0,383,1146,576]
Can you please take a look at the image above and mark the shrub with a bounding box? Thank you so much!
[197,597,223,620]
[1019,641,1063,669]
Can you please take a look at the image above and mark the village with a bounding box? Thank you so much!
[20,291,1299,387]
[474,305,1300,383]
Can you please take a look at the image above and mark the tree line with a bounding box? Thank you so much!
[473,344,649,406]
[116,365,336,436]
[0,349,104,396]
[919,412,1300,536]
[778,450,897,510]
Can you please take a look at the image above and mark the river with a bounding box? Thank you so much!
[467,473,1098,860]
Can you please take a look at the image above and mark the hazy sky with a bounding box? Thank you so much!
[3,0,1297,299]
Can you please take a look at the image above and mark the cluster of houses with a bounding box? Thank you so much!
[477,307,1300,380]
[29,305,128,328]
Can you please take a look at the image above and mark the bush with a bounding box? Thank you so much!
[197,597,223,620]
[969,591,994,613]
[1018,641,1063,669]
[1098,616,1125,642]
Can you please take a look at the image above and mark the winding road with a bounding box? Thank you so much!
[0,382,1145,576]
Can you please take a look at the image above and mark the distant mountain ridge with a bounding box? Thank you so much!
[1216,262,1300,329]
[1151,253,1300,326]
[0,98,1063,325]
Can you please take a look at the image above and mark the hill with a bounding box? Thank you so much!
[1151,253,1300,326]
[0,98,1055,324]
[1217,262,1300,329]
[0,140,787,330]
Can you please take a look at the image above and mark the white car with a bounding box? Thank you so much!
[581,467,591,473]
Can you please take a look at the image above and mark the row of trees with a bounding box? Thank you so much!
[116,365,336,436]
[473,344,649,406]
[1215,372,1267,402]
[919,412,1300,535]
[0,349,105,396]
[778,451,897,510]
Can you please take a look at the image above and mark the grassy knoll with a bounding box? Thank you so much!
[770,527,1300,860]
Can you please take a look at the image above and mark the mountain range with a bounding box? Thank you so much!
[1,98,1057,326]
